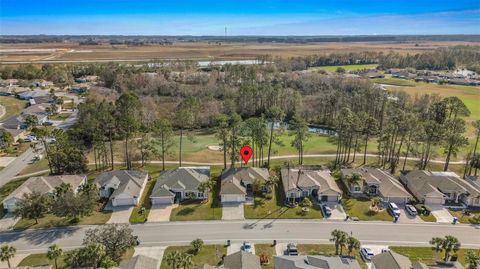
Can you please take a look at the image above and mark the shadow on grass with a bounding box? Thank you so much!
[177,207,196,216]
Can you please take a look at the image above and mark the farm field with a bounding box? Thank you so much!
[0,41,476,63]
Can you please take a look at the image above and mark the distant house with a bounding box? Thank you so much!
[118,255,159,269]
[22,104,50,124]
[341,168,412,205]
[2,175,87,212]
[371,251,413,269]
[281,167,342,203]
[220,167,269,203]
[224,251,261,269]
[0,86,14,96]
[274,255,361,269]
[400,170,480,206]
[361,71,384,79]
[0,127,26,142]
[94,170,149,207]
[150,167,210,205]
[17,89,50,100]
[1,115,26,130]
[31,80,53,88]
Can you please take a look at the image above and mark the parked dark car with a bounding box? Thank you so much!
[322,204,332,217]
[287,243,298,256]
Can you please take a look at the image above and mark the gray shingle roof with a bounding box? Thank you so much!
[94,170,148,199]
[274,255,361,269]
[220,167,269,195]
[151,167,210,198]
[224,251,261,269]
[342,168,411,198]
[371,251,412,269]
[4,175,86,202]
[119,255,159,269]
[281,168,341,195]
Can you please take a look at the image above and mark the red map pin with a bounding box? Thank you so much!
[240,145,253,165]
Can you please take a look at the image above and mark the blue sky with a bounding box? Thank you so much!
[0,0,479,35]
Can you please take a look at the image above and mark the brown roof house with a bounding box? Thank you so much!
[94,170,149,207]
[400,170,480,206]
[2,175,87,212]
[220,167,269,204]
[341,168,412,205]
[281,167,342,203]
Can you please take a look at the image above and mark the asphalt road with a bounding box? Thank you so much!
[0,147,38,188]
[1,220,479,254]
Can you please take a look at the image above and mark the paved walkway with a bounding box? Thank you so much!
[429,205,454,223]
[134,246,165,265]
[147,204,177,222]
[222,202,244,220]
[227,242,256,255]
[0,253,28,268]
[0,157,16,167]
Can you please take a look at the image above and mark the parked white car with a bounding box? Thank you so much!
[388,202,401,217]
[360,247,374,261]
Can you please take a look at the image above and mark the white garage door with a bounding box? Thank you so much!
[425,197,443,205]
[388,197,407,205]
[113,198,135,206]
[151,197,173,205]
[221,194,245,203]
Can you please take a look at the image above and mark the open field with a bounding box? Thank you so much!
[309,64,378,72]
[1,41,477,63]
[0,96,27,120]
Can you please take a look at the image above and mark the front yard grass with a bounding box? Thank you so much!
[255,244,276,269]
[48,113,72,121]
[448,208,480,224]
[129,177,158,223]
[160,245,226,269]
[170,191,222,221]
[13,202,112,230]
[389,246,479,267]
[297,244,367,269]
[342,197,393,221]
[418,213,437,222]
[244,186,323,219]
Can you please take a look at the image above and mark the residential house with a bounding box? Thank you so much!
[400,170,480,206]
[21,104,50,124]
[281,167,342,203]
[361,71,384,79]
[18,89,50,100]
[150,167,210,205]
[31,80,53,88]
[2,175,87,212]
[94,170,149,207]
[0,127,26,142]
[118,255,159,269]
[224,251,261,269]
[371,251,413,269]
[220,167,269,203]
[341,168,412,205]
[0,86,14,96]
[274,255,361,269]
[1,115,27,130]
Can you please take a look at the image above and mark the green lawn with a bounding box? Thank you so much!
[160,245,226,269]
[244,186,323,219]
[48,113,72,121]
[255,244,276,269]
[309,64,378,72]
[13,202,112,230]
[0,96,27,120]
[1,142,31,157]
[19,248,134,269]
[297,244,367,269]
[0,176,30,218]
[372,77,417,87]
[390,246,479,267]
[418,213,437,222]
[170,191,222,221]
[129,173,160,223]
[342,197,393,221]
[448,208,480,224]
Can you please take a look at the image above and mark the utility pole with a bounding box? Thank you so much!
[225,26,227,43]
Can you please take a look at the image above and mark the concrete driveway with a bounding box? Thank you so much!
[321,202,347,220]
[134,246,165,265]
[0,213,20,231]
[398,208,424,223]
[107,205,134,224]
[222,202,244,220]
[0,253,27,268]
[147,204,178,223]
[429,205,454,223]
[228,242,255,255]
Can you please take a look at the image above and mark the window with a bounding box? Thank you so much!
[353,185,361,192]
[302,190,309,197]
[197,192,204,198]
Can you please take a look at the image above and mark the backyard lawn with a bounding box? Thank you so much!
[0,96,27,120]
[297,244,367,269]
[160,245,226,269]
[390,246,479,267]
[342,197,393,221]
[255,244,276,269]
[13,202,112,230]
[170,191,222,221]
[244,186,323,219]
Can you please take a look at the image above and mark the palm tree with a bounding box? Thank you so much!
[0,245,16,268]
[442,235,461,262]
[165,251,182,269]
[465,250,480,269]
[178,252,193,269]
[47,244,63,269]
[265,176,279,193]
[347,173,362,191]
[430,237,444,260]
[330,229,348,255]
[346,236,361,256]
